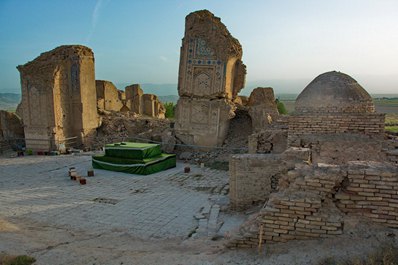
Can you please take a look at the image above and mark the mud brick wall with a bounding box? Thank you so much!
[309,134,384,164]
[288,113,385,146]
[248,129,288,154]
[229,148,310,210]
[227,162,398,248]
[229,154,286,210]
[386,151,398,164]
[335,164,398,228]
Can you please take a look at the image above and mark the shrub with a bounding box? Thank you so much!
[0,254,36,265]
[276,99,288,114]
[164,102,175,118]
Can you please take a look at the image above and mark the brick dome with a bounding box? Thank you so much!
[295,71,375,113]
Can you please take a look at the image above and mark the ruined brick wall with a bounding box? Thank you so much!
[229,148,310,210]
[125,84,143,114]
[229,154,286,210]
[142,94,165,119]
[288,113,385,145]
[309,134,385,164]
[227,162,398,248]
[248,129,288,154]
[17,45,98,150]
[0,110,24,140]
[247,87,280,132]
[175,10,246,147]
[96,80,124,112]
[335,164,398,227]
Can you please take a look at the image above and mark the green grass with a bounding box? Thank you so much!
[385,113,398,133]
[0,254,36,265]
[164,102,175,118]
[385,126,398,133]
[385,113,398,126]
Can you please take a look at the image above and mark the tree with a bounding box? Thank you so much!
[164,102,175,118]
[276,99,288,114]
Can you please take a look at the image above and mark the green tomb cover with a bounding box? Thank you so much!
[104,142,161,159]
[92,153,176,175]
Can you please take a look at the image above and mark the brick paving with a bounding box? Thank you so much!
[0,154,234,240]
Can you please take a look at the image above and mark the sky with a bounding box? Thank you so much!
[0,0,397,95]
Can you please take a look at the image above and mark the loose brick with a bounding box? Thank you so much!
[376,185,393,190]
[311,229,327,234]
[274,220,289,226]
[322,225,338,231]
[357,192,374,196]
[274,228,288,234]
[305,224,321,230]
[327,230,343,235]
[366,196,383,201]
[295,202,311,207]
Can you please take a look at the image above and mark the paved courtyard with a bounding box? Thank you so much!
[0,154,237,241]
[1,154,396,265]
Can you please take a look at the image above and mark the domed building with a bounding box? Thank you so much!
[288,71,385,164]
[295,71,375,113]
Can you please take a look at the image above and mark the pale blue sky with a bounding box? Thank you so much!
[0,0,397,94]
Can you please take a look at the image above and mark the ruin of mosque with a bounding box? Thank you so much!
[17,45,99,151]
[247,87,280,132]
[227,71,398,248]
[175,10,247,147]
[125,84,143,114]
[96,80,125,112]
[124,84,166,119]
[0,110,24,141]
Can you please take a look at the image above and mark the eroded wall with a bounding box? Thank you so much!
[175,10,246,147]
[17,45,98,151]
[96,80,124,112]
[227,162,398,248]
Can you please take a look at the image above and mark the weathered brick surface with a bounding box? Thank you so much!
[227,162,398,248]
[335,163,398,227]
[229,148,310,210]
[288,113,385,145]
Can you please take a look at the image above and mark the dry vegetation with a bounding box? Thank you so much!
[0,254,36,265]
[318,244,398,265]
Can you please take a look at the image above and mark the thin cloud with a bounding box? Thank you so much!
[86,0,111,43]
[160,56,168,62]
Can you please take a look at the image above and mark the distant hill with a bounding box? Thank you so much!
[116,83,178,96]
[159,95,179,104]
[0,93,21,111]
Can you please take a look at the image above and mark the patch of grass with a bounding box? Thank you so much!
[276,99,288,114]
[164,102,175,118]
[317,244,398,265]
[385,126,398,133]
[385,114,398,126]
[0,254,36,265]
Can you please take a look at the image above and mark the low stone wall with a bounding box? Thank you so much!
[229,154,285,210]
[288,113,385,146]
[227,162,398,248]
[229,148,310,210]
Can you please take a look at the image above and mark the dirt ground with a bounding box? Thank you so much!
[1,214,397,265]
